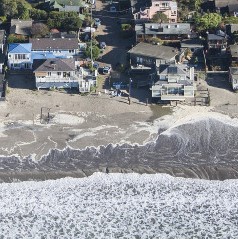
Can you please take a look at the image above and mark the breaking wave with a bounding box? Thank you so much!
[0,173,238,238]
[1,113,238,181]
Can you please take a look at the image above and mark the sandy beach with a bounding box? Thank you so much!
[0,72,236,182]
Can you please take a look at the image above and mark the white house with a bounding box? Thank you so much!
[33,58,82,89]
[152,64,195,101]
[8,43,32,69]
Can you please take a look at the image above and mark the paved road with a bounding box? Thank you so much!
[93,1,134,68]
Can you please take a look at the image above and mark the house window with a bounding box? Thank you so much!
[48,72,51,76]
[15,54,26,60]
[69,50,74,53]
[57,72,61,76]
[155,4,159,6]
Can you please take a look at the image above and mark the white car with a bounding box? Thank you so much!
[103,66,111,74]
[100,42,106,49]
[94,18,101,27]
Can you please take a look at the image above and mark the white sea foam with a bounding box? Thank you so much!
[0,173,237,238]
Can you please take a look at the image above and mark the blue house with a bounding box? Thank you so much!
[8,43,32,69]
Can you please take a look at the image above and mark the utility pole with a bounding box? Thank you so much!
[128,78,132,105]
[90,0,94,65]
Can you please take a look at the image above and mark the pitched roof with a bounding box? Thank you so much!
[226,24,238,34]
[10,19,33,36]
[136,23,191,35]
[181,38,204,48]
[30,38,78,50]
[8,43,32,53]
[131,0,151,13]
[215,0,238,8]
[230,67,238,80]
[156,64,194,85]
[128,42,178,60]
[159,64,187,75]
[33,58,75,72]
[207,30,227,40]
[56,0,86,5]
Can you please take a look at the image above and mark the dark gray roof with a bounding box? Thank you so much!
[207,32,227,40]
[156,64,193,85]
[230,44,238,57]
[33,58,75,72]
[226,24,238,34]
[230,66,238,75]
[215,0,238,10]
[30,38,78,50]
[10,19,33,36]
[181,38,204,48]
[128,42,178,60]
[159,64,187,75]
[136,23,191,35]
[130,0,151,13]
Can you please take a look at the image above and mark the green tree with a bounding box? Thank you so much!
[151,12,168,23]
[85,44,100,60]
[223,16,238,24]
[195,13,222,32]
[31,23,49,38]
[17,0,31,19]
[7,34,26,43]
[0,0,18,17]
[30,9,48,20]
[0,0,31,19]
[62,17,82,31]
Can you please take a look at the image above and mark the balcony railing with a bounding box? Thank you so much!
[36,76,80,83]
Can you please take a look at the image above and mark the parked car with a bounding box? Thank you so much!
[100,42,106,49]
[109,6,116,12]
[94,18,101,27]
[93,62,99,69]
[103,66,111,74]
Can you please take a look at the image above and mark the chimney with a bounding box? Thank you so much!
[50,60,56,70]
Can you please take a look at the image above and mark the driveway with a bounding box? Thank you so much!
[93,1,134,68]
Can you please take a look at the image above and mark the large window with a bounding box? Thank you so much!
[14,54,26,60]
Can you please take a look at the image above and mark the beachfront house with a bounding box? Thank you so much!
[33,58,83,89]
[128,42,180,72]
[135,23,191,43]
[151,64,195,101]
[30,38,79,59]
[132,0,177,23]
[7,43,32,70]
[229,67,238,90]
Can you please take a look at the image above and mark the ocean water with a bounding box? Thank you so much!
[1,111,238,181]
[0,173,237,238]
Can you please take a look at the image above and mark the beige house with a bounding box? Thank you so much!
[133,0,177,23]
